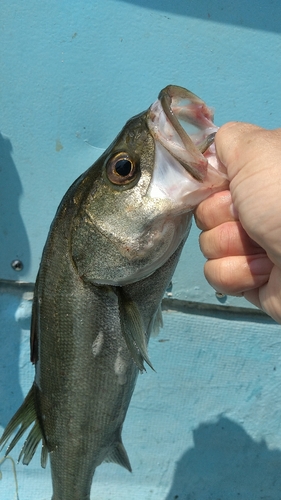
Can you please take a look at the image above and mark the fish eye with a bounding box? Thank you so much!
[115,158,133,176]
[106,152,139,186]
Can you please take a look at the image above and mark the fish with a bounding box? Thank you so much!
[0,85,228,500]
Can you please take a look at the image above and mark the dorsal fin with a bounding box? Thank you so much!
[0,385,47,468]
[30,287,38,364]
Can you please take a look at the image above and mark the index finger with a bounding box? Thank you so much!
[194,190,237,231]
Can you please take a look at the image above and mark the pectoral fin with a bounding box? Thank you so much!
[148,305,163,338]
[116,288,154,372]
[104,440,132,472]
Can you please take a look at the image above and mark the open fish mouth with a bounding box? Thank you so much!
[147,85,229,209]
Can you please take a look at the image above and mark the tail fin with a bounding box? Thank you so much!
[0,385,48,468]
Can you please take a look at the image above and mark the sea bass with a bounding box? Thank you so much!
[0,85,228,500]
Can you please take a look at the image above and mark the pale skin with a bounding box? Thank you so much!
[194,122,281,324]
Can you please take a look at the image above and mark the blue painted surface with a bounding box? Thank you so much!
[1,1,281,499]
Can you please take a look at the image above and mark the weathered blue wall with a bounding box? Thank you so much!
[1,1,281,499]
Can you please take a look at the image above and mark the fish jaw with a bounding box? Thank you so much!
[146,141,228,211]
[147,85,229,211]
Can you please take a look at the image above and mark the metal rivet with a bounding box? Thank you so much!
[11,259,23,271]
[215,291,226,299]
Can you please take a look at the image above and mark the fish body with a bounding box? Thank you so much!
[0,86,228,500]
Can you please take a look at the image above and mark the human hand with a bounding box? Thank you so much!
[195,123,281,323]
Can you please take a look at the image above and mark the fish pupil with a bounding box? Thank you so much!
[115,159,132,176]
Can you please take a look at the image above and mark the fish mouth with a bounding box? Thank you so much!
[147,85,228,208]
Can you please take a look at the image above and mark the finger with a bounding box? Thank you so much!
[215,124,281,267]
[245,265,281,323]
[215,122,263,181]
[204,254,273,295]
[199,221,265,259]
[194,190,237,231]
[215,123,281,182]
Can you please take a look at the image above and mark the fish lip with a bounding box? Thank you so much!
[158,85,207,171]
[146,85,228,207]
[147,85,219,182]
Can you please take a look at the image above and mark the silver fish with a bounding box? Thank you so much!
[0,85,228,500]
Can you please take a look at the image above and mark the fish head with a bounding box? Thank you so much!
[71,85,229,286]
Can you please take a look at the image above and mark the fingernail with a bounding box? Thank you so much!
[229,202,239,220]
[248,256,273,275]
